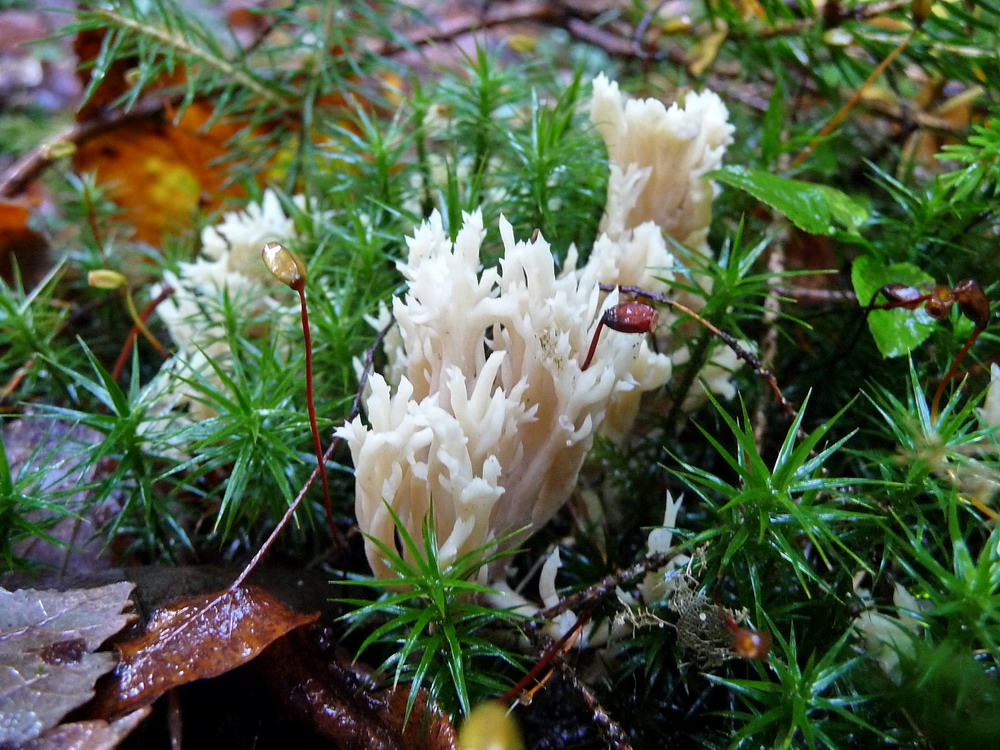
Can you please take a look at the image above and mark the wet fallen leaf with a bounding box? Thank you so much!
[0,582,136,746]
[91,584,317,718]
[16,708,150,750]
[257,627,457,750]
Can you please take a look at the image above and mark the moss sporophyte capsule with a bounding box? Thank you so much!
[261,241,307,289]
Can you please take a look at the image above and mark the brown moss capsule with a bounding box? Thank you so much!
[954,278,990,329]
[581,301,660,371]
[262,241,307,290]
[87,269,128,290]
[602,301,660,334]
[912,0,932,27]
[925,285,954,321]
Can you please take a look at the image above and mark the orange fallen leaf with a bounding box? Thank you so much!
[69,17,403,247]
[71,103,248,246]
[0,200,51,286]
[72,24,252,246]
[91,584,317,718]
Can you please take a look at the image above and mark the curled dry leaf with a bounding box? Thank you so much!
[90,584,317,718]
[256,628,457,750]
[0,582,136,746]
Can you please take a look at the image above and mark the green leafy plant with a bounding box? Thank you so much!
[676,392,873,592]
[339,505,528,718]
[709,626,882,749]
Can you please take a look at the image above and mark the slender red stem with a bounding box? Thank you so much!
[931,325,985,423]
[581,319,606,371]
[112,285,175,381]
[498,609,592,705]
[230,314,394,589]
[294,280,344,559]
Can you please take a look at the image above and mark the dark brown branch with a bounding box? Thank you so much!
[554,658,633,750]
[771,285,857,305]
[373,0,562,56]
[505,598,634,749]
[535,551,672,622]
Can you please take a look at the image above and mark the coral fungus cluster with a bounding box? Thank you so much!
[339,75,734,582]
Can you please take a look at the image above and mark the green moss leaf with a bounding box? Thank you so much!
[851,255,936,358]
[708,165,869,235]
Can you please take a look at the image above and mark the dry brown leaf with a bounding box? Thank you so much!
[90,584,317,718]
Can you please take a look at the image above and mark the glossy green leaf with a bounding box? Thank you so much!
[851,255,936,358]
[708,165,869,235]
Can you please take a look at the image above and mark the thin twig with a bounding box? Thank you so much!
[771,286,857,305]
[791,30,916,169]
[373,0,561,55]
[554,658,633,750]
[502,599,633,749]
[535,551,672,623]
[633,0,670,58]
[498,610,592,705]
[753,239,786,447]
[229,435,342,591]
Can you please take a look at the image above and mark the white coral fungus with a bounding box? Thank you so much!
[591,73,734,255]
[588,74,739,422]
[981,363,1000,429]
[156,189,304,357]
[340,75,737,582]
[337,210,671,581]
[851,579,926,684]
